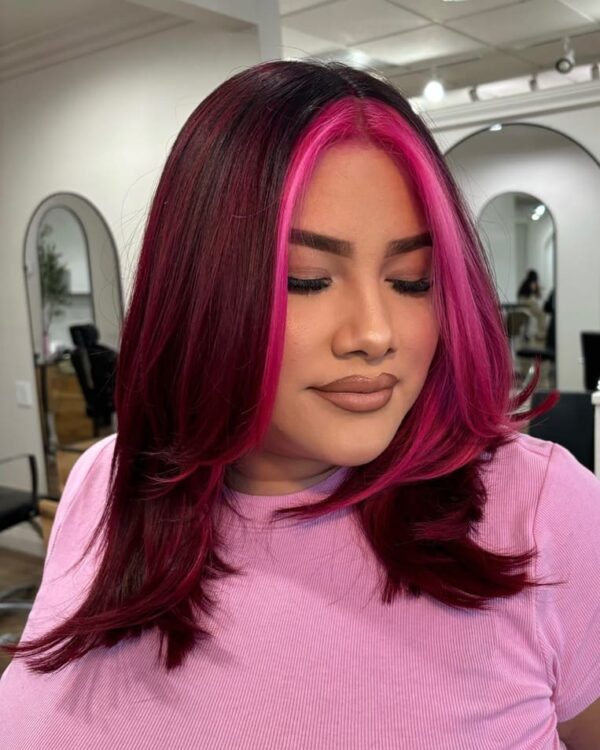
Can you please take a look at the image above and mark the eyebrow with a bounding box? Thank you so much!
[289,228,433,258]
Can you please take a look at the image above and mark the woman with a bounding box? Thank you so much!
[1,60,599,749]
[517,269,548,342]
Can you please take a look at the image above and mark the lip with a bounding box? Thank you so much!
[316,373,399,393]
[312,387,394,413]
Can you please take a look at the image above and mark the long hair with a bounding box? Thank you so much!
[4,60,558,673]
[518,269,540,298]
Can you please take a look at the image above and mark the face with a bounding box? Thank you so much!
[226,142,439,495]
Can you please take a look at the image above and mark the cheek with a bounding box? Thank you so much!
[281,313,317,366]
[275,333,311,402]
[397,303,439,362]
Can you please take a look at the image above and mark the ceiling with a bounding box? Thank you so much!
[0,0,599,102]
[280,0,600,102]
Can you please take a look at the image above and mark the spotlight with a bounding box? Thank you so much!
[555,37,575,74]
[489,123,503,131]
[423,79,445,103]
[531,204,546,221]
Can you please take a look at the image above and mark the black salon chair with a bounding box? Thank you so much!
[515,310,555,386]
[0,454,42,645]
[504,310,529,357]
[581,332,600,392]
[529,390,594,472]
[69,324,117,437]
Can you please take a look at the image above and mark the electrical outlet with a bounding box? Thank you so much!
[16,380,33,408]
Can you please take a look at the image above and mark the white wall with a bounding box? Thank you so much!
[0,22,260,555]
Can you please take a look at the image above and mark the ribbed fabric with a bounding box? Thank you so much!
[1,432,599,749]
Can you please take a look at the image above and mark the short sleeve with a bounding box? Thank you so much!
[19,434,116,641]
[534,442,600,723]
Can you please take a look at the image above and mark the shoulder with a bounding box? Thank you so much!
[489,431,600,515]
[67,432,117,480]
[476,433,600,551]
[504,433,600,518]
[46,433,117,559]
[63,433,117,495]
[61,432,117,500]
[483,429,600,558]
[524,432,600,571]
[484,431,598,493]
[479,432,554,503]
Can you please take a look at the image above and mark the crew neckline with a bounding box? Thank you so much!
[220,465,352,528]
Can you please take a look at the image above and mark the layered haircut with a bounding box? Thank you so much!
[4,60,559,673]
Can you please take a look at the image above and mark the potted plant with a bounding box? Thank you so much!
[37,222,71,360]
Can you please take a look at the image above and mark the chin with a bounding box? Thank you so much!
[342,424,403,463]
[318,439,394,468]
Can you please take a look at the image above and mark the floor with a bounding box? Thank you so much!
[0,547,43,676]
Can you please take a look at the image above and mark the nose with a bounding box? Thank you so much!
[331,283,395,359]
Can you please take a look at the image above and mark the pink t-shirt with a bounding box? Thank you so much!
[1,432,599,749]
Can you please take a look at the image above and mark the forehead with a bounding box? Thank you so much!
[307,141,407,184]
[294,142,426,233]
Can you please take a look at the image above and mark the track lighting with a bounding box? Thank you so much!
[555,37,575,74]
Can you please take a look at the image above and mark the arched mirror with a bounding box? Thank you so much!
[478,192,556,389]
[444,122,600,393]
[24,194,123,497]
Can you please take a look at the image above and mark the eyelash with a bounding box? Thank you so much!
[287,277,433,295]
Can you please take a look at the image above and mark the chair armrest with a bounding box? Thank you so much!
[0,453,38,504]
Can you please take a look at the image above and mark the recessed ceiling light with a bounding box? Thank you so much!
[347,50,370,69]
[423,79,445,102]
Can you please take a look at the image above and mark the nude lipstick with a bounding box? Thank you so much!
[311,373,398,413]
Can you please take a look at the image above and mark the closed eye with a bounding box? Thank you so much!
[287,277,432,295]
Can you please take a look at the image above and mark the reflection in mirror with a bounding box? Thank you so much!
[24,198,123,498]
[478,193,556,390]
[38,208,94,359]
